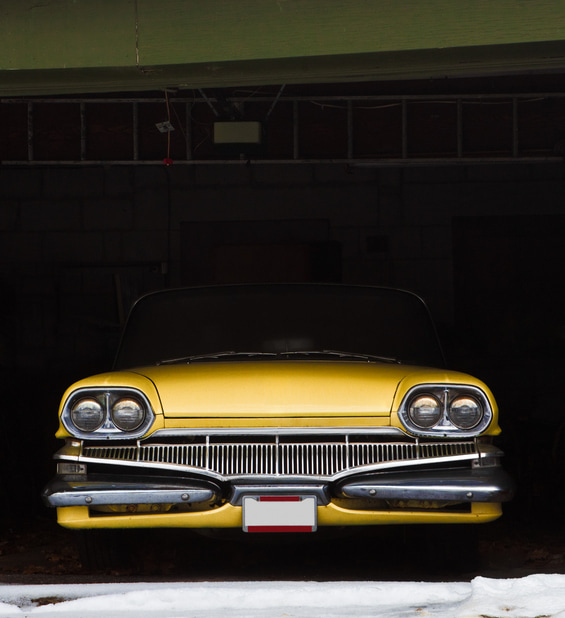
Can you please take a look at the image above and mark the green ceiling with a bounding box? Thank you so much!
[2,0,565,96]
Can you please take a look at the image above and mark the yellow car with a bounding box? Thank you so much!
[43,284,513,539]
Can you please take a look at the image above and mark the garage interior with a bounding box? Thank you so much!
[1,0,565,575]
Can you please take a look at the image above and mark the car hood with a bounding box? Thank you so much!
[125,361,460,419]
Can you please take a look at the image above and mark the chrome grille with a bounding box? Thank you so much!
[82,438,477,480]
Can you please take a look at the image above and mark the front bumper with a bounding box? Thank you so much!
[43,466,514,509]
[43,464,514,529]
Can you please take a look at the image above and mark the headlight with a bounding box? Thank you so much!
[70,398,104,431]
[398,384,493,437]
[448,396,483,429]
[111,398,145,431]
[408,395,442,428]
[62,388,154,439]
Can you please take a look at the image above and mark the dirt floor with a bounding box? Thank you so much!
[0,511,563,584]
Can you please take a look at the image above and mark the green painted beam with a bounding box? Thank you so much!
[2,0,565,96]
[0,0,136,69]
[137,0,565,64]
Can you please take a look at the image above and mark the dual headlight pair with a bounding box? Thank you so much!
[62,388,154,439]
[399,385,492,437]
[63,384,492,440]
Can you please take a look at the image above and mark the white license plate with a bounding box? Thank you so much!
[242,495,317,533]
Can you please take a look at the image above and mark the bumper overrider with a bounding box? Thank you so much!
[43,433,515,530]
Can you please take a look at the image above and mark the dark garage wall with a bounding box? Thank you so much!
[1,161,564,379]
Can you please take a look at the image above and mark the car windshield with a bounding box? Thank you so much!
[114,284,445,370]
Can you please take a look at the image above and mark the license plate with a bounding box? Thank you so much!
[242,495,317,533]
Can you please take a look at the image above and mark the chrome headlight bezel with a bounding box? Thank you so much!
[61,387,155,439]
[398,384,493,437]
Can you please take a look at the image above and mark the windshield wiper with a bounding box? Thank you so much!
[157,351,277,365]
[157,349,400,365]
[279,350,401,363]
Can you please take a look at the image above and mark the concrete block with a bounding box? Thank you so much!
[0,232,43,262]
[378,194,404,228]
[423,260,453,292]
[0,200,18,231]
[133,165,171,190]
[456,181,563,216]
[392,259,452,294]
[308,185,379,225]
[81,269,118,295]
[402,184,459,225]
[9,260,46,278]
[15,346,51,372]
[529,163,564,181]
[174,185,258,221]
[102,231,124,263]
[134,189,170,230]
[377,167,403,189]
[103,166,134,197]
[62,290,118,324]
[332,227,361,260]
[57,269,83,294]
[465,164,531,183]
[194,163,252,186]
[83,199,133,230]
[16,302,48,348]
[421,225,452,259]
[364,235,391,262]
[165,164,195,189]
[43,167,105,199]
[313,163,377,184]
[341,259,391,287]
[15,272,56,296]
[252,164,313,185]
[21,200,82,231]
[403,166,466,185]
[0,168,42,199]
[122,230,168,262]
[389,227,422,259]
[43,231,117,263]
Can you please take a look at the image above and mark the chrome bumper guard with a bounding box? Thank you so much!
[43,475,221,508]
[336,467,515,503]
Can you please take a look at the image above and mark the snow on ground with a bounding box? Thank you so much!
[0,575,564,618]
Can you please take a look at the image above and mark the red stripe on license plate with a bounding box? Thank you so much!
[247,526,314,533]
[258,496,300,502]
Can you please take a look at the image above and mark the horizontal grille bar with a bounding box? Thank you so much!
[82,439,477,479]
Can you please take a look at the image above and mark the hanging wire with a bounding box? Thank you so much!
[165,90,171,161]
[265,84,286,120]
[198,88,219,116]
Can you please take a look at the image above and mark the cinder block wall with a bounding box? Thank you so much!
[1,161,564,382]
